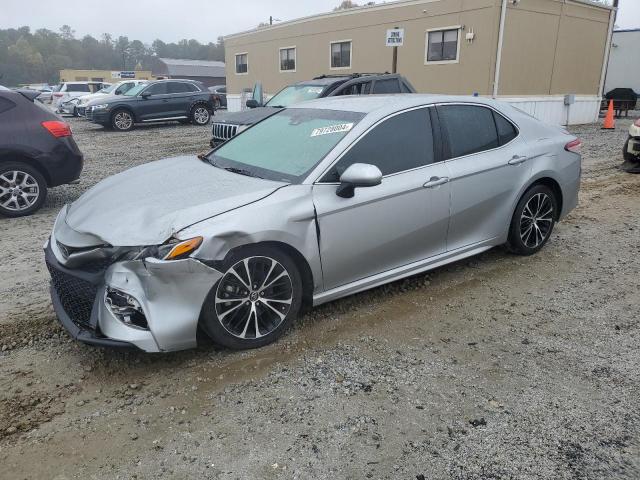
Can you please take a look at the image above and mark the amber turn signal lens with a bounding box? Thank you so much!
[164,237,203,260]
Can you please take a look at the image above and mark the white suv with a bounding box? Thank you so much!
[52,81,111,109]
[62,80,147,117]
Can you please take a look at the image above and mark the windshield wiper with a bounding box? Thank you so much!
[224,167,263,179]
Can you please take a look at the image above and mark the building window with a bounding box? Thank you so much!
[280,47,296,72]
[331,41,352,69]
[426,28,460,63]
[235,53,248,74]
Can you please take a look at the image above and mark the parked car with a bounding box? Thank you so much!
[84,79,214,131]
[59,80,147,117]
[53,81,111,109]
[0,88,83,217]
[45,95,581,352]
[21,84,54,104]
[209,73,415,146]
[208,85,227,109]
[36,87,54,104]
[622,117,640,173]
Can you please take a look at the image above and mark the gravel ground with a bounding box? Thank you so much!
[0,113,639,480]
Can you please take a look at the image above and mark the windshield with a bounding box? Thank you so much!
[208,108,364,182]
[123,84,146,96]
[265,84,326,108]
[100,84,117,94]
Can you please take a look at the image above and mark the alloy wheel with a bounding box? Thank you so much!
[0,170,40,212]
[193,107,210,125]
[114,111,133,130]
[215,256,293,340]
[520,192,554,248]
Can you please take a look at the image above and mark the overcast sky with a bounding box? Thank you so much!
[2,0,639,44]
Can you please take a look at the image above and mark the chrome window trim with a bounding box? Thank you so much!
[310,101,521,185]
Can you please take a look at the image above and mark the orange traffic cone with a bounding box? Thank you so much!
[602,99,615,130]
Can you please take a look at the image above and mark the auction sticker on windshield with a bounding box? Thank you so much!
[310,123,354,137]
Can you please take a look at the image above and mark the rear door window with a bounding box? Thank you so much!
[145,83,168,95]
[322,107,435,181]
[167,82,192,94]
[493,111,518,145]
[66,84,91,92]
[372,78,400,94]
[438,105,499,158]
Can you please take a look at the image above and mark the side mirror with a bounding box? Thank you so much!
[141,91,151,99]
[336,163,382,198]
[246,99,260,109]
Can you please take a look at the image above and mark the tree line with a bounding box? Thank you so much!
[0,25,225,87]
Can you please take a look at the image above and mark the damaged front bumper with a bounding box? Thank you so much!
[44,233,223,352]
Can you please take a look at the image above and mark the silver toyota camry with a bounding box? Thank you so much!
[45,95,582,352]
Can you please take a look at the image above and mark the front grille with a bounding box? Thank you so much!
[77,106,86,117]
[212,123,238,142]
[46,259,98,328]
[85,107,94,121]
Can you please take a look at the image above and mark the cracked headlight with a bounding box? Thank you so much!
[137,237,203,261]
[236,125,249,134]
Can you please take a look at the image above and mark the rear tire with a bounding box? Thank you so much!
[200,245,303,350]
[190,104,211,126]
[111,109,135,132]
[507,184,557,256]
[0,162,47,217]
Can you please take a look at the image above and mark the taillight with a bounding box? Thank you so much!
[41,121,72,138]
[634,119,640,128]
[53,93,63,97]
[565,138,582,153]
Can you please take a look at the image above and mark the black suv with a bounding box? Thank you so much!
[0,87,83,217]
[84,79,214,132]
[210,73,415,146]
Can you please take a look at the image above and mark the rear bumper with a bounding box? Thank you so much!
[38,139,84,187]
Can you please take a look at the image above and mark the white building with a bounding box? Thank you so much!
[604,29,640,95]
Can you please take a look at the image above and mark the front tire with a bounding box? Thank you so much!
[0,162,47,217]
[201,246,303,350]
[507,184,557,256]
[190,104,211,126]
[111,109,135,131]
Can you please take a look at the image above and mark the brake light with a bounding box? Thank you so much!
[634,119,640,128]
[565,138,582,153]
[53,93,64,97]
[41,121,72,138]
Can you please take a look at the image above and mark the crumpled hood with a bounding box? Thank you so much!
[64,156,284,246]
[212,107,280,126]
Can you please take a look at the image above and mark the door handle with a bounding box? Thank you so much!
[508,155,528,165]
[424,176,449,188]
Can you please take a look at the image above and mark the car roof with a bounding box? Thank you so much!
[149,78,200,84]
[63,81,106,84]
[290,94,510,115]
